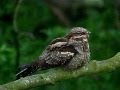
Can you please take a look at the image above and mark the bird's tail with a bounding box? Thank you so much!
[16,60,44,79]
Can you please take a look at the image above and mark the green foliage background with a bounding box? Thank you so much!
[0,0,120,90]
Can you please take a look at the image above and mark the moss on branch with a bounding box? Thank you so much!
[0,52,120,90]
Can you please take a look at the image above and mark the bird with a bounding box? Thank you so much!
[16,27,90,79]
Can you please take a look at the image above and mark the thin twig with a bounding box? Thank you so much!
[13,0,23,70]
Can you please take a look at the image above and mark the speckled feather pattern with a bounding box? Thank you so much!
[64,27,90,69]
[16,27,90,79]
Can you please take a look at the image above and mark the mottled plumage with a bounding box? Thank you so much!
[16,27,90,79]
[64,27,90,69]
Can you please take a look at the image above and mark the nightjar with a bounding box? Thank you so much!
[16,27,90,79]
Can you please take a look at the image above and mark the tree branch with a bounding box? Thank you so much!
[0,52,120,90]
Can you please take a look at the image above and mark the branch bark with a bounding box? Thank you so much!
[0,52,120,90]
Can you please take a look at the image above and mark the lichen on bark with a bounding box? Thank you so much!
[0,52,120,90]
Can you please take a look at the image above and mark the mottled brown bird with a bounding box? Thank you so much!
[16,27,90,79]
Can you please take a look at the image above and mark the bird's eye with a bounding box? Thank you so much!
[80,32,86,35]
[73,37,82,41]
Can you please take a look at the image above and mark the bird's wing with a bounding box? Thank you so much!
[40,38,78,68]
[68,40,84,55]
[44,45,77,68]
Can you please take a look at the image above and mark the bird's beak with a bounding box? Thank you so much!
[87,31,91,34]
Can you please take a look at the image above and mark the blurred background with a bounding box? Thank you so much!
[0,0,120,90]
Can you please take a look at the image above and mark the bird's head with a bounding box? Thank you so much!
[66,27,90,42]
